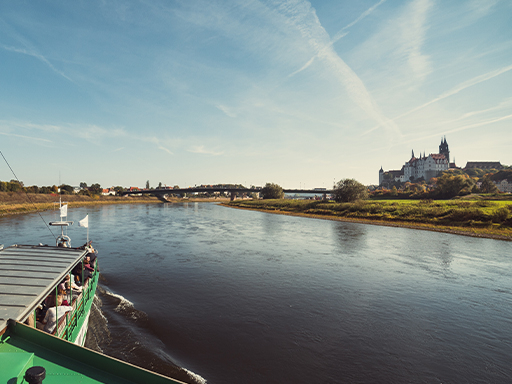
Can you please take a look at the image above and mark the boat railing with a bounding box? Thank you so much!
[54,263,99,342]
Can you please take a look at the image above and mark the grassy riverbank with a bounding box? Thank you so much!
[225,199,512,240]
[0,192,229,216]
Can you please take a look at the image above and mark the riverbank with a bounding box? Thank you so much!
[0,192,229,216]
[224,199,512,241]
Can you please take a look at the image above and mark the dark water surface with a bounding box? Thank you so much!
[1,203,511,383]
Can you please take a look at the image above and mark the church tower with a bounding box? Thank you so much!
[439,136,450,164]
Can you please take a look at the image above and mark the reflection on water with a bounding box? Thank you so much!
[333,221,367,253]
[1,203,511,384]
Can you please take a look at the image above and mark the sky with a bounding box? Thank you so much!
[0,0,511,189]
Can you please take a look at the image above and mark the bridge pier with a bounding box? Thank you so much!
[156,193,169,202]
[230,191,236,201]
[323,193,327,201]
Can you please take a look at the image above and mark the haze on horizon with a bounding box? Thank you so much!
[0,0,511,189]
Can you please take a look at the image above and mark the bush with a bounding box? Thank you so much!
[492,207,509,223]
[260,183,284,199]
[332,179,368,202]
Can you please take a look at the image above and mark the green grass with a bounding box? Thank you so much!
[227,199,512,239]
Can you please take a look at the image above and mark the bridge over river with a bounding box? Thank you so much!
[121,187,333,201]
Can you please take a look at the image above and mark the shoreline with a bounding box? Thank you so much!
[0,193,230,217]
[221,203,512,242]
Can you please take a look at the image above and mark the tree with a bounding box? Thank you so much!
[8,180,23,192]
[146,180,150,190]
[432,174,474,198]
[113,186,125,195]
[261,183,284,199]
[80,182,88,189]
[59,184,74,194]
[158,181,162,189]
[89,183,102,195]
[479,176,499,193]
[332,178,368,202]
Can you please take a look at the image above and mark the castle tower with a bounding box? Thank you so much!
[439,136,450,164]
[379,166,384,185]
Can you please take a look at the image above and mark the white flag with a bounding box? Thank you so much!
[79,214,89,228]
[59,204,68,218]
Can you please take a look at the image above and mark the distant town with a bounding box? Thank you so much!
[377,137,511,194]
[1,137,511,200]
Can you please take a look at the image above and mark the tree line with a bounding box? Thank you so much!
[0,180,110,196]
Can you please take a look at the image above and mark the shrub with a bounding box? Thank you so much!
[492,207,509,223]
[332,179,368,202]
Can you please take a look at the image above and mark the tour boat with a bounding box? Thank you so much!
[0,207,184,383]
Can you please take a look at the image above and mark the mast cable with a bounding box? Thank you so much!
[0,150,56,240]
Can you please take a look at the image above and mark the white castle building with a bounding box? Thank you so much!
[379,137,452,185]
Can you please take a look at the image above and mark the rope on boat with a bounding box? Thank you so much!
[0,149,57,241]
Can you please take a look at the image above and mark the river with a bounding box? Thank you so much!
[1,202,511,383]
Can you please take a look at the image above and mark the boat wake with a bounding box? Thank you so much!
[86,283,206,384]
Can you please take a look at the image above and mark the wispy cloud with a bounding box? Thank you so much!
[394,63,512,121]
[402,111,512,147]
[0,131,53,143]
[1,44,73,82]
[0,120,62,133]
[287,55,315,78]
[443,113,512,135]
[188,145,223,156]
[288,0,385,78]
[332,0,386,43]
[216,104,237,118]
[399,0,433,83]
[276,0,400,135]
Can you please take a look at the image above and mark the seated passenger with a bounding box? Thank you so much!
[41,295,73,334]
[59,275,82,293]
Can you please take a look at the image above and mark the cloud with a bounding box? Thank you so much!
[332,0,386,43]
[1,44,73,82]
[443,113,512,135]
[393,63,512,121]
[275,0,400,135]
[0,131,52,143]
[188,145,223,156]
[287,55,315,78]
[0,120,62,133]
[216,104,237,118]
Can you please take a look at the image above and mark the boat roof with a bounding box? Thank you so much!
[0,245,88,332]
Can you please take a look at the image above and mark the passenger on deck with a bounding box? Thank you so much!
[58,275,82,293]
[84,255,95,273]
[41,295,73,334]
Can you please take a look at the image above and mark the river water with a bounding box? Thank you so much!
[1,202,511,383]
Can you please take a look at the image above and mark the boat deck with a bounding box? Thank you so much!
[0,245,88,332]
[0,321,184,383]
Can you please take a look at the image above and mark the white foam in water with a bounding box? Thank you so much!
[184,368,207,384]
[92,296,108,323]
[103,288,135,312]
[102,287,207,383]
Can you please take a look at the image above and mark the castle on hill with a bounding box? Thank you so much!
[379,137,455,185]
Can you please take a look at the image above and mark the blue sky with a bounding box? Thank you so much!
[1,0,511,189]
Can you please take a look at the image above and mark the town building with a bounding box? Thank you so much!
[464,161,503,170]
[379,137,452,185]
[494,179,512,193]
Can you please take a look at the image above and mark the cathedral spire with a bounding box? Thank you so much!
[412,149,415,159]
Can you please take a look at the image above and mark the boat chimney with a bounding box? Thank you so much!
[25,366,46,384]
